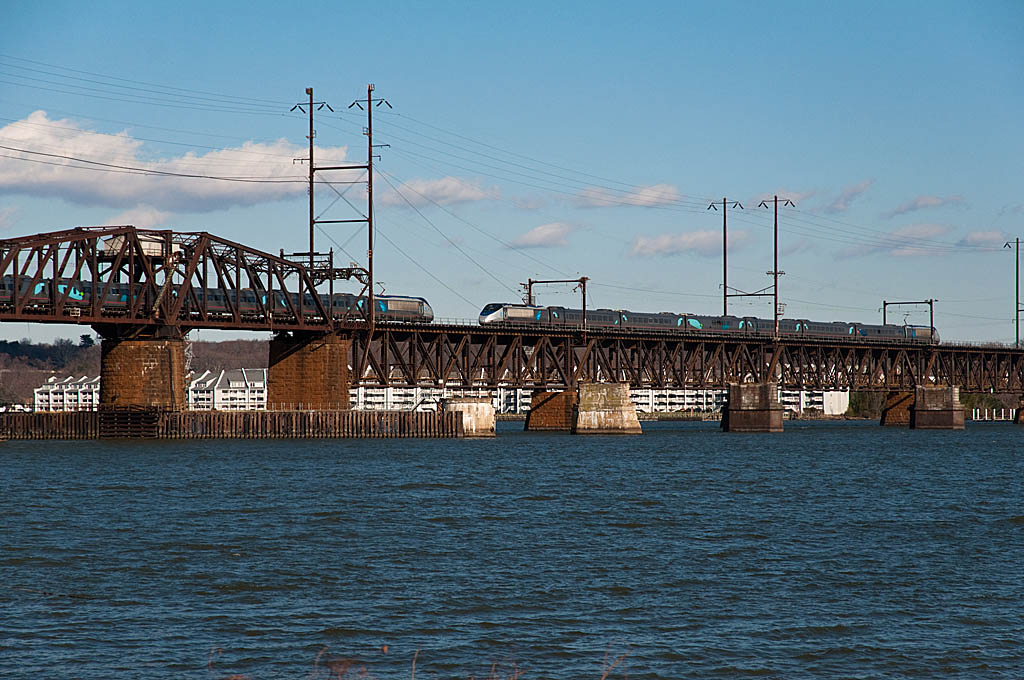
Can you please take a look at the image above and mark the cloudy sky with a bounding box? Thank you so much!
[1,1,1022,343]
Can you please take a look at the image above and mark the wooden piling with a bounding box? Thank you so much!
[0,409,466,440]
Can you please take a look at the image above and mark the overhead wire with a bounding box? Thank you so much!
[0,143,306,183]
[0,54,292,106]
[377,171,518,296]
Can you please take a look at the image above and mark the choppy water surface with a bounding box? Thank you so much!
[2,420,1022,678]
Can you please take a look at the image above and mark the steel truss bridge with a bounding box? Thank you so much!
[352,325,1024,392]
[2,226,1023,393]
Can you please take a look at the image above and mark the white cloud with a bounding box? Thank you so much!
[780,238,816,256]
[0,110,349,212]
[998,202,1023,217]
[824,179,873,214]
[508,222,572,248]
[576,183,681,208]
[836,223,952,258]
[632,229,749,257]
[883,194,964,218]
[957,230,1007,248]
[0,205,16,231]
[513,195,547,210]
[750,188,816,206]
[379,176,500,207]
[106,205,172,229]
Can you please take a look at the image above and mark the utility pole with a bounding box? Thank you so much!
[708,198,743,316]
[524,277,589,327]
[1006,238,1021,347]
[758,195,795,336]
[288,85,391,329]
[290,88,335,268]
[348,84,391,329]
[882,299,936,332]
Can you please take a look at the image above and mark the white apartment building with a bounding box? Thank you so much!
[779,389,850,415]
[34,375,100,412]
[350,385,848,416]
[187,368,267,411]
[629,388,727,414]
[349,385,496,411]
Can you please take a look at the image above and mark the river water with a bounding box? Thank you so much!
[2,420,1022,679]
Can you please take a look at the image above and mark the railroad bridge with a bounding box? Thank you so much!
[2,226,1023,431]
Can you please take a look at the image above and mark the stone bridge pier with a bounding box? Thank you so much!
[267,331,350,410]
[98,328,188,411]
[881,385,964,429]
[524,383,642,434]
[720,383,784,433]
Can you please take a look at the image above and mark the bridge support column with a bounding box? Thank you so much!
[443,397,496,437]
[525,390,578,431]
[572,383,642,435]
[267,331,350,410]
[880,391,913,426]
[1015,397,1024,425]
[721,383,783,433]
[100,336,187,411]
[910,385,965,430]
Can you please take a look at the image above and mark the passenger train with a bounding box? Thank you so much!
[0,274,940,343]
[0,276,434,323]
[478,302,940,343]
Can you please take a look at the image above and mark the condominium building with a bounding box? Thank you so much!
[187,368,267,411]
[350,385,847,416]
[33,375,100,412]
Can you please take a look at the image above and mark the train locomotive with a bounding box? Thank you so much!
[0,276,434,323]
[478,302,939,344]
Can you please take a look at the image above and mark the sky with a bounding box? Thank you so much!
[0,0,1022,344]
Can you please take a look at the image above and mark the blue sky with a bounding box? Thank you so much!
[1,0,1022,343]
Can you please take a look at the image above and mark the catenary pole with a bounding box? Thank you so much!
[367,84,375,329]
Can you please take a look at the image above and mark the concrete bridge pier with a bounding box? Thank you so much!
[721,383,784,433]
[524,384,641,434]
[572,383,642,434]
[1016,397,1024,425]
[98,330,187,411]
[267,331,350,410]
[443,397,496,437]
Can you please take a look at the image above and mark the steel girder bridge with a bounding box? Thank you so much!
[351,325,1024,392]
[2,226,1023,393]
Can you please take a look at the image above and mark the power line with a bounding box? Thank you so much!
[0,143,306,183]
[376,168,568,277]
[377,171,518,296]
[373,226,478,308]
[0,54,291,106]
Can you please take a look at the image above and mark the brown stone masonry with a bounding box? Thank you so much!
[525,390,578,431]
[267,332,350,410]
[100,338,187,411]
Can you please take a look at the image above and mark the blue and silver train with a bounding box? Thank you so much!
[0,276,434,323]
[478,302,939,343]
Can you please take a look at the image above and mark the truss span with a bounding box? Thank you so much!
[0,226,369,334]
[349,324,1024,393]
